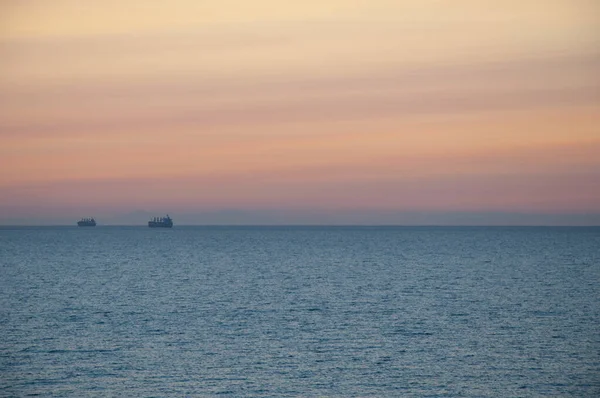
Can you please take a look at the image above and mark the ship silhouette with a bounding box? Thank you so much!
[148,215,173,228]
[77,217,96,227]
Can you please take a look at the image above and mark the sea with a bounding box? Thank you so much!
[0,226,599,397]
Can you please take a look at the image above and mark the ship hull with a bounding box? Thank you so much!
[77,222,96,227]
[148,222,172,228]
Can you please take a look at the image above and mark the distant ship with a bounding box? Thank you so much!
[148,215,173,228]
[77,217,96,227]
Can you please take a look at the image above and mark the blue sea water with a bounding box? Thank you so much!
[0,226,599,397]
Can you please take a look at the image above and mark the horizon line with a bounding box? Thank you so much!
[1,224,599,228]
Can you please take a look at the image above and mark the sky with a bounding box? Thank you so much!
[1,0,599,225]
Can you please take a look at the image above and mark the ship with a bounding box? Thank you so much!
[148,214,173,228]
[77,217,96,227]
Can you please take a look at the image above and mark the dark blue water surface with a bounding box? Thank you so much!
[1,226,599,397]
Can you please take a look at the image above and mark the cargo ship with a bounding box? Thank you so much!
[77,217,96,227]
[148,215,173,228]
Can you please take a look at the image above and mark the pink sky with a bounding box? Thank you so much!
[1,1,599,224]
